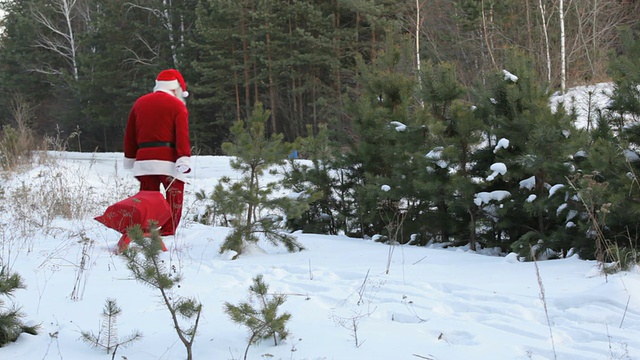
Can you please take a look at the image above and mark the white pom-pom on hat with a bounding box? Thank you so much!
[154,69,189,98]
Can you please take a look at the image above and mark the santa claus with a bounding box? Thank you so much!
[123,69,192,236]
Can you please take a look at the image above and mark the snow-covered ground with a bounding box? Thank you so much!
[0,150,638,360]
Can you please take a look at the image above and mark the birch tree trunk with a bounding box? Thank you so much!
[525,0,533,51]
[32,0,80,81]
[538,0,552,84]
[415,0,421,75]
[559,0,566,93]
[416,0,424,108]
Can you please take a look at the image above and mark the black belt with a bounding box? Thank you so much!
[138,142,175,148]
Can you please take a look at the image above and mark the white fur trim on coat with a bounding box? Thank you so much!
[132,159,189,182]
[124,157,135,169]
[176,156,190,169]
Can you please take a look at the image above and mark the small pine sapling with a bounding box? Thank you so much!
[218,102,306,256]
[121,224,202,360]
[0,266,38,347]
[80,298,142,356]
[224,275,291,360]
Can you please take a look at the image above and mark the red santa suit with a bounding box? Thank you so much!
[123,69,191,236]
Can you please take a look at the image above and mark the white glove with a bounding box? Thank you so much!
[176,164,190,173]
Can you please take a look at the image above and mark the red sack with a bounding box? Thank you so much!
[95,191,170,253]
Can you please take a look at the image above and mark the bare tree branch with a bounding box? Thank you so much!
[31,0,80,80]
[125,1,178,67]
[123,34,161,66]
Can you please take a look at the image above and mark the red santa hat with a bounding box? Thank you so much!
[154,69,189,98]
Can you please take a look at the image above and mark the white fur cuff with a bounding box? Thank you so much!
[124,157,135,169]
[176,156,190,169]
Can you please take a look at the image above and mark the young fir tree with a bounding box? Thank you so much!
[606,27,640,130]
[224,274,291,360]
[121,225,202,360]
[80,298,142,355]
[603,26,640,241]
[565,110,640,266]
[564,29,640,260]
[417,60,481,246]
[0,267,38,347]
[434,101,486,248]
[218,102,306,256]
[471,53,581,258]
[281,124,336,234]
[337,33,425,241]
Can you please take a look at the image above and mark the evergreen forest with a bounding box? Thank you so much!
[2,0,640,261]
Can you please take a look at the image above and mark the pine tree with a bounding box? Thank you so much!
[606,27,640,130]
[121,224,202,360]
[565,28,640,260]
[338,33,424,240]
[0,267,38,347]
[80,298,142,355]
[417,60,477,246]
[217,102,306,256]
[435,101,485,249]
[281,124,336,234]
[471,53,581,258]
[224,274,291,360]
